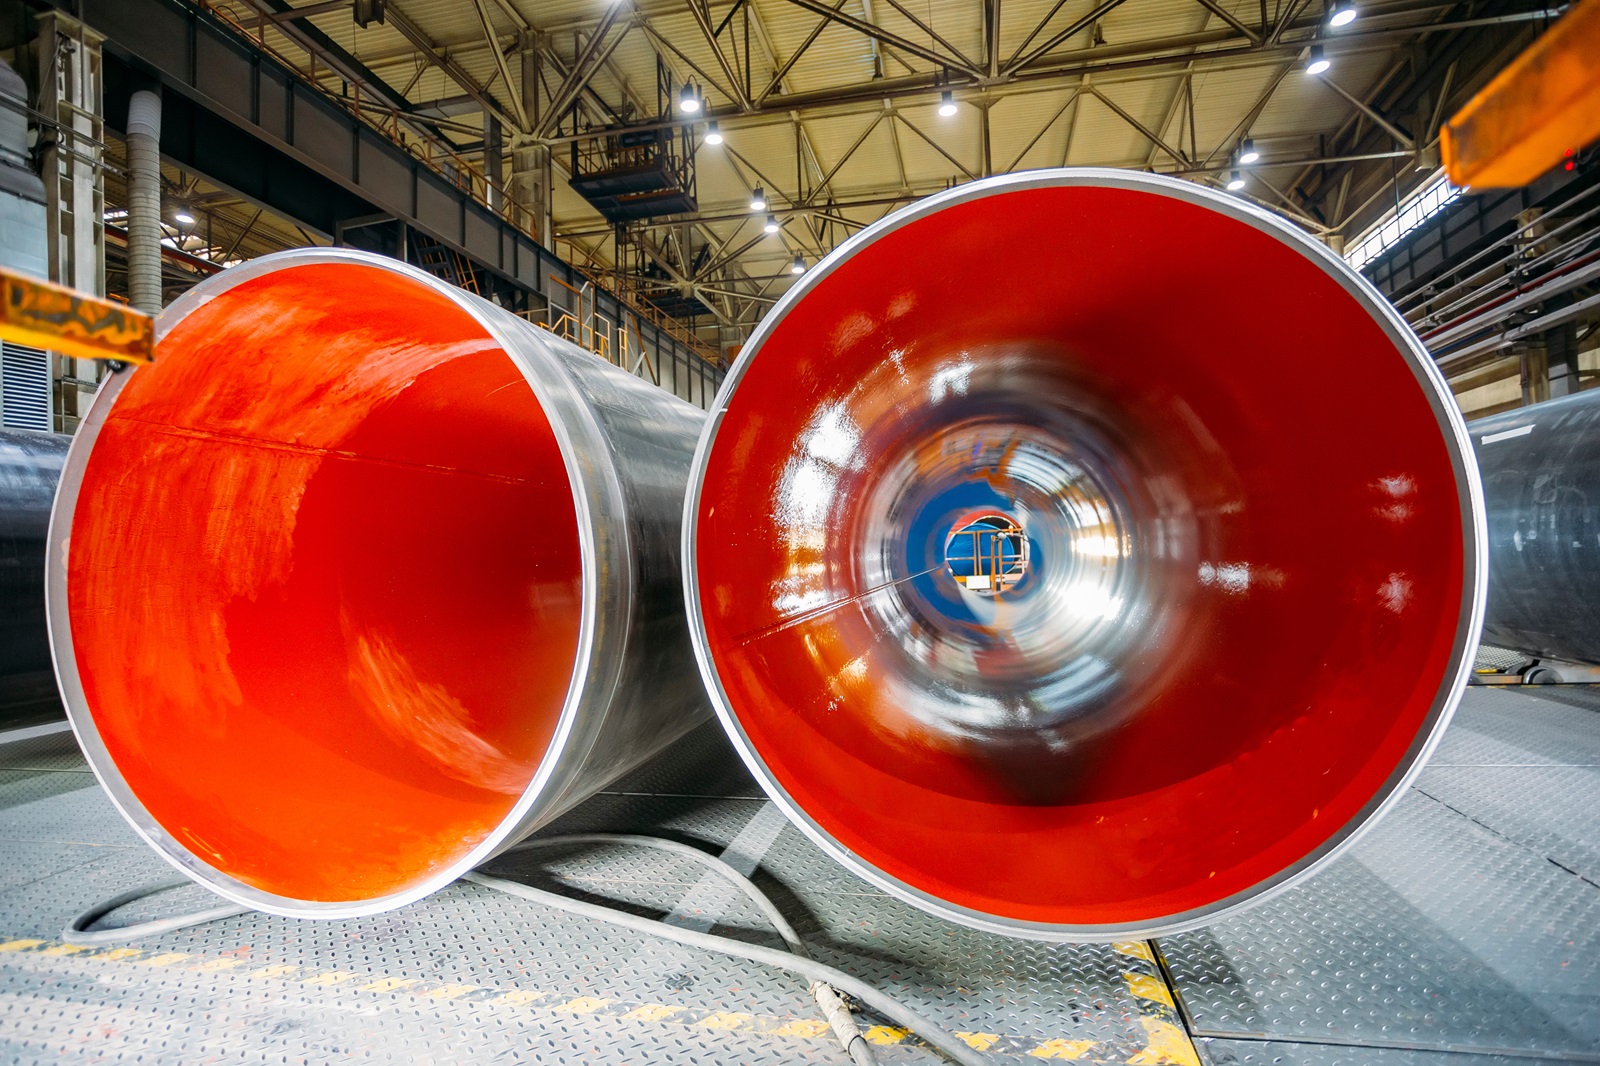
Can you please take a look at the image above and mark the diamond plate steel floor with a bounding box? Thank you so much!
[1162,687,1600,1066]
[0,718,1185,1064]
[1,686,1596,1064]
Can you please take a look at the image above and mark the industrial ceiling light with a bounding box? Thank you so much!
[1226,170,1246,191]
[704,120,723,145]
[173,207,196,225]
[938,89,958,117]
[750,187,767,212]
[1329,2,1357,26]
[764,213,780,234]
[1238,138,1260,165]
[1306,44,1331,75]
[678,83,701,114]
[790,254,805,274]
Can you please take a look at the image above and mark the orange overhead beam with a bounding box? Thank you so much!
[0,268,154,365]
[1441,0,1600,189]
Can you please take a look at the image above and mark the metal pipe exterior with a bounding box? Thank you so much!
[683,170,1486,941]
[0,429,70,721]
[48,248,708,917]
[1472,389,1600,664]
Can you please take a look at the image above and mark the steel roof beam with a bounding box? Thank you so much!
[231,0,412,112]
[877,0,985,75]
[384,3,523,133]
[1191,0,1263,45]
[1003,85,1083,171]
[891,111,979,181]
[469,0,529,132]
[1145,64,1196,169]
[1006,0,1132,76]
[535,5,627,138]
[1090,85,1190,166]
[1315,70,1417,149]
[553,146,1418,237]
[686,0,753,111]
[755,0,848,105]
[773,0,985,78]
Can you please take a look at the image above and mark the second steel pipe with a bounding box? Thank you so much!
[1471,389,1600,665]
[49,249,708,916]
[683,170,1486,941]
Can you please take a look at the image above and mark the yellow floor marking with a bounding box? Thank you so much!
[1,932,1160,1060]
[420,983,480,1000]
[864,1025,910,1045]
[621,1003,685,1022]
[301,970,361,986]
[361,976,417,993]
[1129,1017,1201,1066]
[1123,972,1174,1008]
[767,1018,830,1037]
[551,995,609,1013]
[191,958,245,972]
[1026,1038,1098,1059]
[138,953,191,967]
[1112,941,1154,963]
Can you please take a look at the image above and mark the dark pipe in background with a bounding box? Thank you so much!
[1472,389,1600,667]
[0,429,70,725]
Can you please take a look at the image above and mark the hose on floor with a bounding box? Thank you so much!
[64,881,249,945]
[477,834,893,1066]
[469,865,979,1066]
[62,834,984,1066]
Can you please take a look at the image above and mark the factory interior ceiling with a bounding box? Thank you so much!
[188,0,1549,345]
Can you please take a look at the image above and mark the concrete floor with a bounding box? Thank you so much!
[0,685,1596,1064]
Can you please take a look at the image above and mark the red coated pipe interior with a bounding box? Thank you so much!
[693,183,1467,930]
[66,263,582,903]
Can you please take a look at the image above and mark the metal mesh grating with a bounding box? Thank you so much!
[1473,644,1532,674]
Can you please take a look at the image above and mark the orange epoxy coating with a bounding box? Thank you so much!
[66,263,582,903]
[694,185,1468,929]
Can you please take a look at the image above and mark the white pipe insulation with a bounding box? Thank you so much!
[124,89,162,315]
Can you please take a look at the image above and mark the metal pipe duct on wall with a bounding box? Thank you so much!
[1472,389,1600,665]
[683,170,1487,941]
[123,89,162,315]
[0,429,70,722]
[48,249,709,917]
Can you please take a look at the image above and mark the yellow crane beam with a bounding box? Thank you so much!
[0,268,155,365]
[1441,0,1600,190]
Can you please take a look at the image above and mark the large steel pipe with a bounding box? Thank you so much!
[684,171,1486,940]
[49,249,708,917]
[1472,389,1600,664]
[1,429,70,722]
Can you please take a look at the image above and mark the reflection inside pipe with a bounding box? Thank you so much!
[748,343,1205,803]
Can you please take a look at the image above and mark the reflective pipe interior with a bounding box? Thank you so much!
[687,172,1482,938]
[55,260,590,910]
